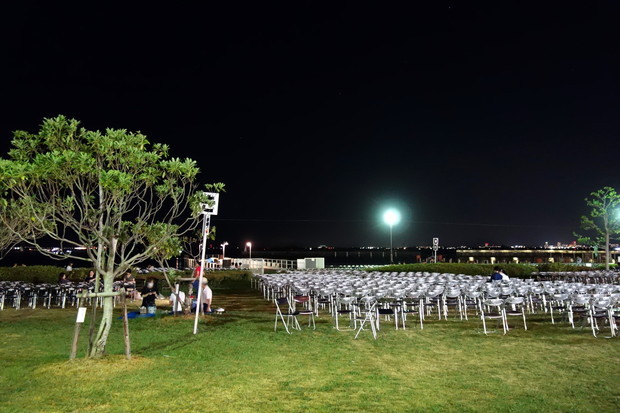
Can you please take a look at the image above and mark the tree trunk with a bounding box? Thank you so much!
[89,269,115,358]
[89,295,113,357]
[605,231,610,271]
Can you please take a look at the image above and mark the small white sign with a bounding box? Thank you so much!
[76,307,87,323]
[201,192,220,215]
[433,238,439,247]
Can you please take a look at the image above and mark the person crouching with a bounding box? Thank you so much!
[141,278,159,314]
[201,279,213,314]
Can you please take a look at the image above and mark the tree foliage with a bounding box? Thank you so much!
[575,186,620,270]
[0,206,41,258]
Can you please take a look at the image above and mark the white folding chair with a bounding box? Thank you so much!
[355,298,378,339]
[274,297,300,334]
[481,298,507,335]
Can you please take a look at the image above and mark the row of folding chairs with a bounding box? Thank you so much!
[0,280,133,310]
[0,281,91,310]
[258,270,619,338]
[533,271,618,284]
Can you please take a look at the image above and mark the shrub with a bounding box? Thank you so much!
[371,263,538,278]
[0,266,93,283]
[536,262,594,272]
[0,266,255,286]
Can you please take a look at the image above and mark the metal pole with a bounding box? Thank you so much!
[389,224,393,264]
[193,212,210,334]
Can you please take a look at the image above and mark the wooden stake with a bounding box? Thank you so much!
[70,322,82,360]
[87,295,97,356]
[122,290,132,360]
[70,307,87,360]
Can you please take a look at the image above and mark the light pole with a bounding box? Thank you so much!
[193,191,219,335]
[383,209,401,264]
[246,241,252,262]
[221,241,228,259]
[193,209,210,334]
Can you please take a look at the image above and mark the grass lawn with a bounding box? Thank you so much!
[0,279,618,413]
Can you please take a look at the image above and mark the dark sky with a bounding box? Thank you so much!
[1,2,619,250]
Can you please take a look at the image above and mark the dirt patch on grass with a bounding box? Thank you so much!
[36,355,155,378]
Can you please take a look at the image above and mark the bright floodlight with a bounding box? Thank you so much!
[383,209,401,227]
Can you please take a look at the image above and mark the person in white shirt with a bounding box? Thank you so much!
[169,289,186,313]
[201,279,213,313]
[500,269,510,281]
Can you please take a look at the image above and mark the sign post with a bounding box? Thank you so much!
[70,307,87,359]
[432,237,439,263]
[193,192,219,335]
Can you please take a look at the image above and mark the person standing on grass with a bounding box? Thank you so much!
[141,278,159,314]
[191,265,202,297]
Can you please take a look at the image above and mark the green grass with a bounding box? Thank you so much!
[1,281,618,412]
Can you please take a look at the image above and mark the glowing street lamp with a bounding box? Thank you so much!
[246,241,252,260]
[221,241,228,259]
[383,209,401,264]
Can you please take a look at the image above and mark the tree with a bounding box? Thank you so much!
[0,115,222,357]
[575,186,620,270]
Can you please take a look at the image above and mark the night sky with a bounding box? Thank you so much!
[1,2,619,250]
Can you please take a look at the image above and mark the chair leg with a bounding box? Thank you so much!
[550,306,555,324]
[275,311,291,334]
[371,316,377,339]
[355,314,377,340]
[420,300,424,330]
[354,319,366,339]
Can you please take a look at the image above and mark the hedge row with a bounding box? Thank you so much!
[371,262,602,278]
[0,265,254,286]
[0,266,93,284]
